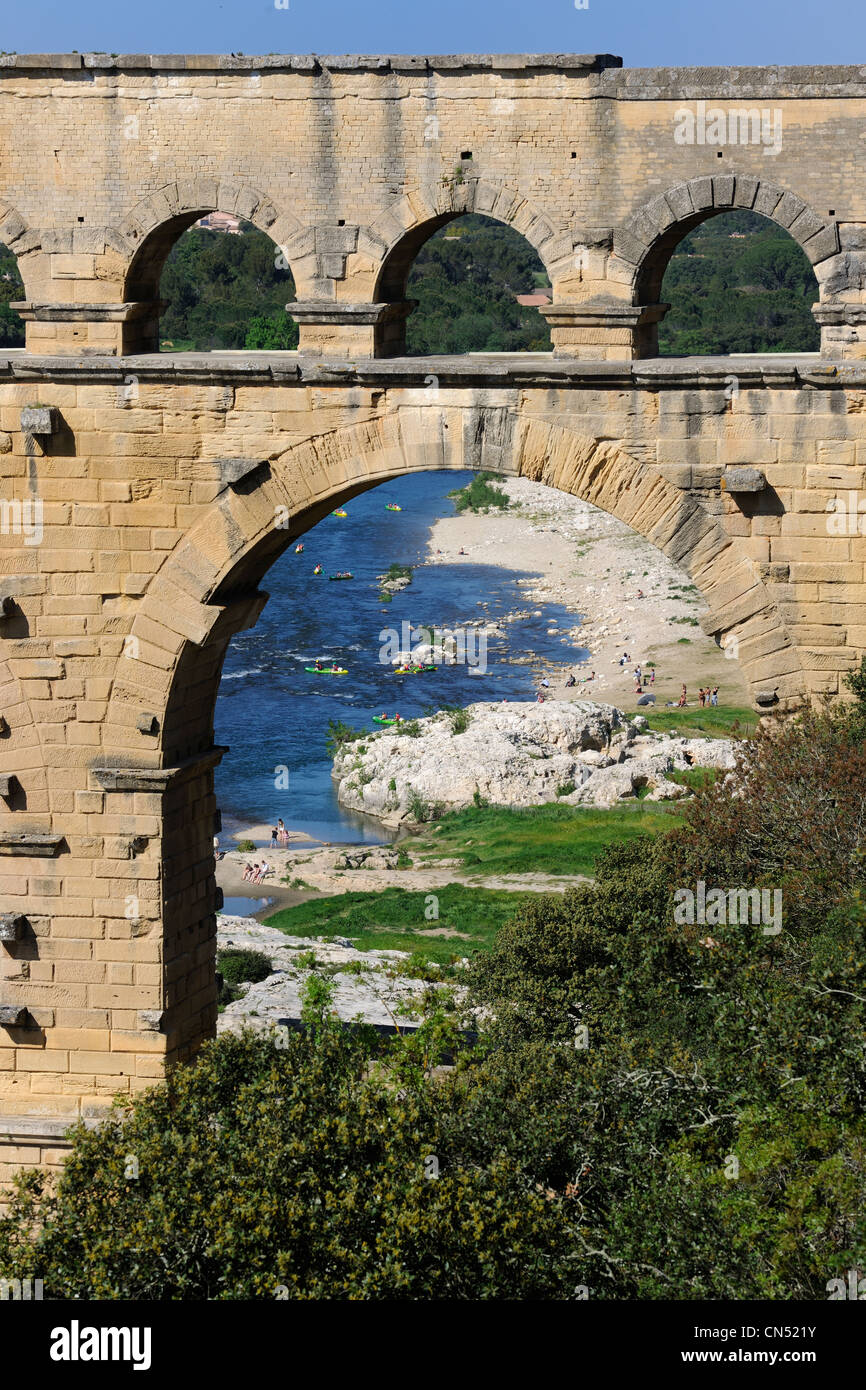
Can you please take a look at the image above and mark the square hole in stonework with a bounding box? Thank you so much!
[461,151,472,160]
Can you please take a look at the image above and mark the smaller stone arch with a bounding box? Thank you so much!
[110,182,307,353]
[351,178,575,305]
[341,179,574,355]
[118,181,303,298]
[614,174,839,306]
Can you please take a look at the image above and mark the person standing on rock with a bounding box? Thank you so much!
[678,684,687,707]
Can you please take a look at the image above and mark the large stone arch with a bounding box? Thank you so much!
[89,405,805,1080]
[614,174,838,306]
[103,405,805,769]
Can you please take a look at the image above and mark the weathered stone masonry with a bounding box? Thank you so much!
[0,54,865,1177]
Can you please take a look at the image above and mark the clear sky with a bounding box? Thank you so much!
[2,0,864,69]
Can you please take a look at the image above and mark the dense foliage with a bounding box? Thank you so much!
[658,210,820,354]
[405,214,552,354]
[0,242,24,348]
[1,667,864,1299]
[448,470,510,512]
[158,224,298,351]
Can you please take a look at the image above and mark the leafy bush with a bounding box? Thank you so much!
[236,839,256,853]
[326,719,367,756]
[445,705,471,735]
[449,472,509,513]
[217,949,272,987]
[0,1030,570,1299]
[383,563,413,582]
[4,667,864,1301]
[407,788,431,823]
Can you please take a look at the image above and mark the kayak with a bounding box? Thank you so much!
[305,666,348,675]
[294,543,304,553]
[329,573,353,581]
[385,503,402,512]
[373,715,399,725]
[313,565,322,575]
[332,509,347,518]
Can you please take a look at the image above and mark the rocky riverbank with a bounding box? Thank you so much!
[424,475,750,710]
[216,916,443,1036]
[332,699,736,827]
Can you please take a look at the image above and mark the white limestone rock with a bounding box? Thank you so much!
[332,701,738,823]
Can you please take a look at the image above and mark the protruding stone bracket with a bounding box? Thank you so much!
[755,689,780,708]
[138,1010,164,1032]
[721,467,767,494]
[135,712,160,735]
[91,746,228,794]
[287,300,414,325]
[20,404,57,435]
[0,913,27,943]
[205,591,269,643]
[812,302,866,361]
[0,774,19,799]
[0,832,65,857]
[0,715,9,735]
[0,597,14,619]
[215,456,268,488]
[0,1005,29,1027]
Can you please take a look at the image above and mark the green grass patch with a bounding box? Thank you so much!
[666,767,721,791]
[448,472,509,513]
[409,801,682,877]
[641,704,757,740]
[263,883,529,962]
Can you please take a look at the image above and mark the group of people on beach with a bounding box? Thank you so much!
[242,861,271,884]
[270,819,290,847]
[675,684,719,707]
[632,663,655,693]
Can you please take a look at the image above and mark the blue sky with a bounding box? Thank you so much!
[3,0,864,68]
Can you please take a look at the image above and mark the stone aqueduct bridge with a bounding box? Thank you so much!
[0,52,865,1175]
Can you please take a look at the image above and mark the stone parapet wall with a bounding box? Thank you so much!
[2,57,866,356]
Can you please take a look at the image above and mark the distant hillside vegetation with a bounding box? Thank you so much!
[404,214,552,354]
[658,210,820,354]
[0,207,822,356]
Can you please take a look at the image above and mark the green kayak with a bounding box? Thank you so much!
[305,666,348,675]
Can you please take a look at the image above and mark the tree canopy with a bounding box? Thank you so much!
[2,667,864,1299]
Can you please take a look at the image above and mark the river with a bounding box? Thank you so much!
[214,469,590,842]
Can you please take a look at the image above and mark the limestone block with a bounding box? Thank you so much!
[722,467,766,493]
